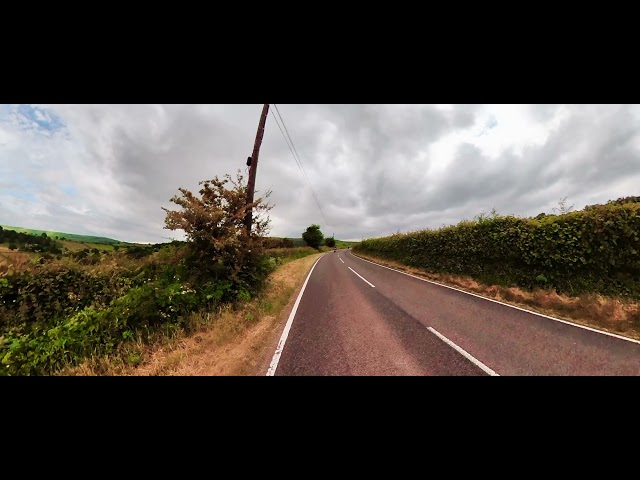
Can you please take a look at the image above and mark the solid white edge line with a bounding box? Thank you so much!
[348,266,376,287]
[349,252,640,345]
[266,254,327,376]
[339,257,345,264]
[427,327,499,376]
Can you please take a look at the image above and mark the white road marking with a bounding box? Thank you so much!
[349,252,640,345]
[427,327,499,376]
[266,254,326,376]
[339,257,345,264]
[348,267,375,287]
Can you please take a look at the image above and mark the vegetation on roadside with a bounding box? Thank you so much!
[60,251,323,376]
[0,171,293,376]
[264,246,320,264]
[354,196,640,300]
[262,237,295,249]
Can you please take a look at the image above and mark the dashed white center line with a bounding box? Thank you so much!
[339,257,345,264]
[427,327,499,376]
[348,267,375,287]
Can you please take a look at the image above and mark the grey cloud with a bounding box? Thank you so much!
[2,104,640,243]
[416,105,640,224]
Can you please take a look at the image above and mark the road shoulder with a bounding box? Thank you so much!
[350,250,640,343]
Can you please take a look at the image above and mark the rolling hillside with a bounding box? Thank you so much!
[1,225,121,245]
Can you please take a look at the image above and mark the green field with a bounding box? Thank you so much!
[334,239,358,247]
[1,225,121,245]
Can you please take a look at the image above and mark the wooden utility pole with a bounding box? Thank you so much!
[245,104,270,235]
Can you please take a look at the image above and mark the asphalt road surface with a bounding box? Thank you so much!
[268,251,640,376]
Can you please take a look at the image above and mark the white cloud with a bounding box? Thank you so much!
[1,104,640,243]
[63,205,91,216]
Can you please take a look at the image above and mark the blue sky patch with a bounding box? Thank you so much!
[1,104,66,135]
[476,114,499,137]
[62,184,78,197]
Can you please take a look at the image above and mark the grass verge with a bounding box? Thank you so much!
[59,252,323,375]
[352,251,640,342]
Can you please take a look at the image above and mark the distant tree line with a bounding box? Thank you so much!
[0,226,62,254]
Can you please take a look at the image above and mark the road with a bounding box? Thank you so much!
[268,250,640,376]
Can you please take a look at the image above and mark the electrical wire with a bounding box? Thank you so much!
[270,104,330,226]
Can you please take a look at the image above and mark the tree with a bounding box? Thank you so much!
[163,170,273,281]
[302,224,324,250]
[325,236,336,248]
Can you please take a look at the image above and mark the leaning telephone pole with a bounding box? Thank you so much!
[245,104,270,235]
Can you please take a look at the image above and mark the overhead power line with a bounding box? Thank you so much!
[270,104,330,227]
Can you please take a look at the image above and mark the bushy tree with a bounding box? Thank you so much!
[325,236,336,248]
[302,224,324,250]
[163,170,273,282]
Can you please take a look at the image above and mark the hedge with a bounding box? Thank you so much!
[354,203,640,298]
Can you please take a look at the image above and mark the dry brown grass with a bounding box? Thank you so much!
[353,252,640,341]
[0,241,129,277]
[61,240,87,252]
[52,245,176,276]
[60,252,323,376]
[0,247,34,275]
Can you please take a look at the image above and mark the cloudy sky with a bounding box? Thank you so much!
[1,104,639,243]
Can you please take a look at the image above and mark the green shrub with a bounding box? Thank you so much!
[0,264,130,335]
[354,202,640,298]
[0,245,279,375]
